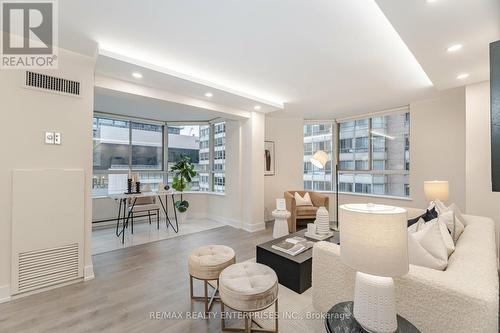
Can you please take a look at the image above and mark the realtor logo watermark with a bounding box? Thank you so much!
[1,0,58,69]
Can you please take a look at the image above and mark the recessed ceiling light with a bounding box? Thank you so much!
[426,0,437,3]
[254,105,262,111]
[457,73,469,80]
[205,92,213,98]
[132,72,143,79]
[447,44,463,52]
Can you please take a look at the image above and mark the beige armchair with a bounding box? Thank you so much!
[284,191,329,232]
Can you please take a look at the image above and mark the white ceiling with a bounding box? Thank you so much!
[58,0,499,119]
[94,87,231,122]
[95,52,281,114]
[375,0,500,90]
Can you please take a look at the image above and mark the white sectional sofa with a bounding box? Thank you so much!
[312,209,499,333]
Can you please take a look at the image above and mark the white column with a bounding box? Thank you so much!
[240,112,265,232]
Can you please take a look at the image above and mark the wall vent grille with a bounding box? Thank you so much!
[17,244,79,293]
[25,71,80,96]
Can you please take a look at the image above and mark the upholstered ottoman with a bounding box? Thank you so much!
[219,262,279,332]
[188,245,236,313]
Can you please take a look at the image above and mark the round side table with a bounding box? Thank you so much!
[272,209,291,239]
[325,301,421,333]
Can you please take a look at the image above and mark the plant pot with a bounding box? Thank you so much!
[176,209,187,223]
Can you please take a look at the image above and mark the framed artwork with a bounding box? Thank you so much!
[264,141,275,176]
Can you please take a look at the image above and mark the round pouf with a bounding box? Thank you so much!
[188,245,236,280]
[188,245,236,314]
[272,209,291,239]
[220,262,278,311]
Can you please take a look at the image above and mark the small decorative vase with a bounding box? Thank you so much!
[177,210,187,223]
[315,207,330,235]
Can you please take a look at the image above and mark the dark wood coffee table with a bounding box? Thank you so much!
[256,229,339,294]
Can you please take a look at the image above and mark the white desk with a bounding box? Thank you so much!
[109,190,181,243]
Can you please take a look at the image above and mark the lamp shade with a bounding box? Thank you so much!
[339,204,408,277]
[424,180,449,202]
[310,150,328,169]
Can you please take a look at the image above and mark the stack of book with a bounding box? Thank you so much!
[271,236,314,256]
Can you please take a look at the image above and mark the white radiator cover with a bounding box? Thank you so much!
[11,169,85,295]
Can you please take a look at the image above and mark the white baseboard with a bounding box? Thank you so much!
[84,264,95,281]
[242,222,266,233]
[207,214,242,228]
[0,285,10,303]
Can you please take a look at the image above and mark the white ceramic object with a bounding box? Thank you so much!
[305,231,333,241]
[353,272,397,333]
[272,209,291,239]
[315,206,330,235]
[177,210,187,224]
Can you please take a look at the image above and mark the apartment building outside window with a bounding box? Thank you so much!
[213,121,226,193]
[303,123,334,191]
[92,115,226,195]
[302,108,410,198]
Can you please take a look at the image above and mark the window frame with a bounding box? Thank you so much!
[303,106,411,199]
[93,112,165,174]
[92,113,227,194]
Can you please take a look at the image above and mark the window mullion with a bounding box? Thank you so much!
[128,121,132,172]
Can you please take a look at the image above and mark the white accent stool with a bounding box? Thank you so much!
[219,262,279,333]
[188,245,236,314]
[272,209,290,239]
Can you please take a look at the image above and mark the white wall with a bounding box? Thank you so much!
[466,81,500,258]
[264,87,467,221]
[264,118,304,220]
[0,49,95,301]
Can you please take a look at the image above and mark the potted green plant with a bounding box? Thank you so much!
[170,155,197,222]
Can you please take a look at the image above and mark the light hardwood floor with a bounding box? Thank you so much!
[92,218,225,254]
[0,225,275,333]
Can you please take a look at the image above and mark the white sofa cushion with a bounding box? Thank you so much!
[408,219,450,270]
[435,200,465,241]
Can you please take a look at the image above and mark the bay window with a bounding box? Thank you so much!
[92,114,226,195]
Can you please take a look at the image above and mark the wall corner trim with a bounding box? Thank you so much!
[84,265,95,281]
[0,285,11,303]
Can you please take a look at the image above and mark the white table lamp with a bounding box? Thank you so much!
[424,180,449,202]
[339,203,408,333]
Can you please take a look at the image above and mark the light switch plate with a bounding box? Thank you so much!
[45,131,55,144]
[54,132,61,145]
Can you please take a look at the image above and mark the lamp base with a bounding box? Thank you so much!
[353,271,397,333]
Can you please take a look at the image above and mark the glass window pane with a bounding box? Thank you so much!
[371,113,410,171]
[198,125,211,192]
[167,125,201,191]
[131,122,163,170]
[93,117,130,171]
[339,120,369,171]
[303,123,334,191]
[213,122,226,193]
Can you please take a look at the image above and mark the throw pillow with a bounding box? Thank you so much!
[408,219,449,270]
[437,209,465,242]
[434,199,465,242]
[420,217,455,257]
[294,192,313,206]
[407,206,437,227]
